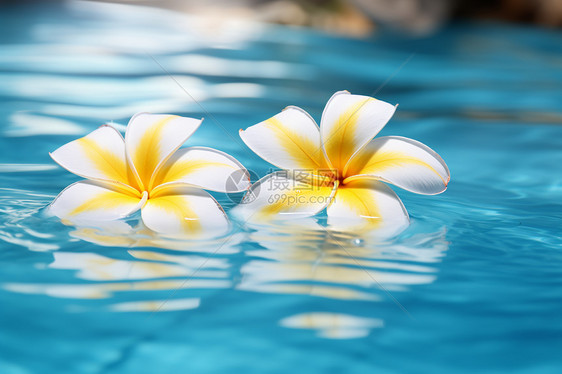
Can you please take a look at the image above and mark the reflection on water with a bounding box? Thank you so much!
[4,213,448,337]
[50,251,229,281]
[237,221,447,338]
[68,220,244,253]
[280,313,384,339]
[239,221,447,298]
[109,298,201,312]
[4,279,230,301]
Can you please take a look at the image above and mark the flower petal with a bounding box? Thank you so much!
[327,179,409,229]
[124,113,202,191]
[151,146,250,193]
[232,171,337,221]
[320,91,396,173]
[50,125,140,196]
[141,185,229,236]
[49,181,146,222]
[344,136,450,195]
[240,106,330,173]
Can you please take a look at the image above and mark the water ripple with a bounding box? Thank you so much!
[1,0,561,372]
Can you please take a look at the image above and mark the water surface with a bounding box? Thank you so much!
[1,2,561,373]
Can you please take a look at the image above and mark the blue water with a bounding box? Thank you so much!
[1,1,562,373]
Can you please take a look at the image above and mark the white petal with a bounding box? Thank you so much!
[141,185,229,237]
[240,106,330,173]
[327,179,409,230]
[232,171,337,221]
[124,112,202,190]
[50,125,140,196]
[320,91,396,173]
[49,181,145,222]
[151,146,250,193]
[344,136,450,195]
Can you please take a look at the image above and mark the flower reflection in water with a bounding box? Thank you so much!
[238,219,448,338]
[4,220,241,310]
[280,313,384,340]
[4,217,448,336]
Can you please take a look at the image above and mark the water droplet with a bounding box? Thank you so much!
[352,238,363,247]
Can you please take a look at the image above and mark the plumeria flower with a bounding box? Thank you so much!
[49,113,250,236]
[236,91,450,228]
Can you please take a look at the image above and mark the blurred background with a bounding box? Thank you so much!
[4,0,562,37]
[98,0,562,35]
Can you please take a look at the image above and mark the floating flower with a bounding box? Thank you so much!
[237,91,450,228]
[49,113,250,236]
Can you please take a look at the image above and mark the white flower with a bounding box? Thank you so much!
[237,91,450,228]
[49,113,250,236]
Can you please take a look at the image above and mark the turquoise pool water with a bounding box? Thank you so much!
[1,2,562,373]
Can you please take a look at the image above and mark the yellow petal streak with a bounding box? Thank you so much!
[324,98,373,171]
[259,176,335,218]
[333,182,381,226]
[69,191,141,217]
[145,195,202,233]
[265,117,328,171]
[76,137,141,196]
[152,160,236,188]
[131,115,177,189]
[344,151,446,184]
[77,137,127,183]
